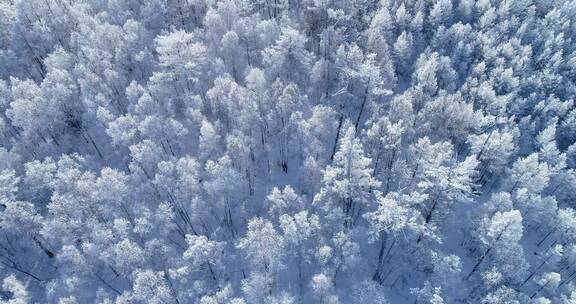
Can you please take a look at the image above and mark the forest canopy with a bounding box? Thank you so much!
[0,0,576,303]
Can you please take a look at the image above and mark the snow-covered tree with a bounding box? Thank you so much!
[314,124,380,228]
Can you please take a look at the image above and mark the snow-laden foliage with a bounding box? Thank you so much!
[0,0,575,303]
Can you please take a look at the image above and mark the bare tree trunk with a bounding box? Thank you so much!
[330,115,344,161]
[355,87,369,133]
[372,233,387,283]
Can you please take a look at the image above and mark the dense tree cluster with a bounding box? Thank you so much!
[0,0,576,303]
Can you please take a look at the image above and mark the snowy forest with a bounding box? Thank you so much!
[0,0,576,303]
